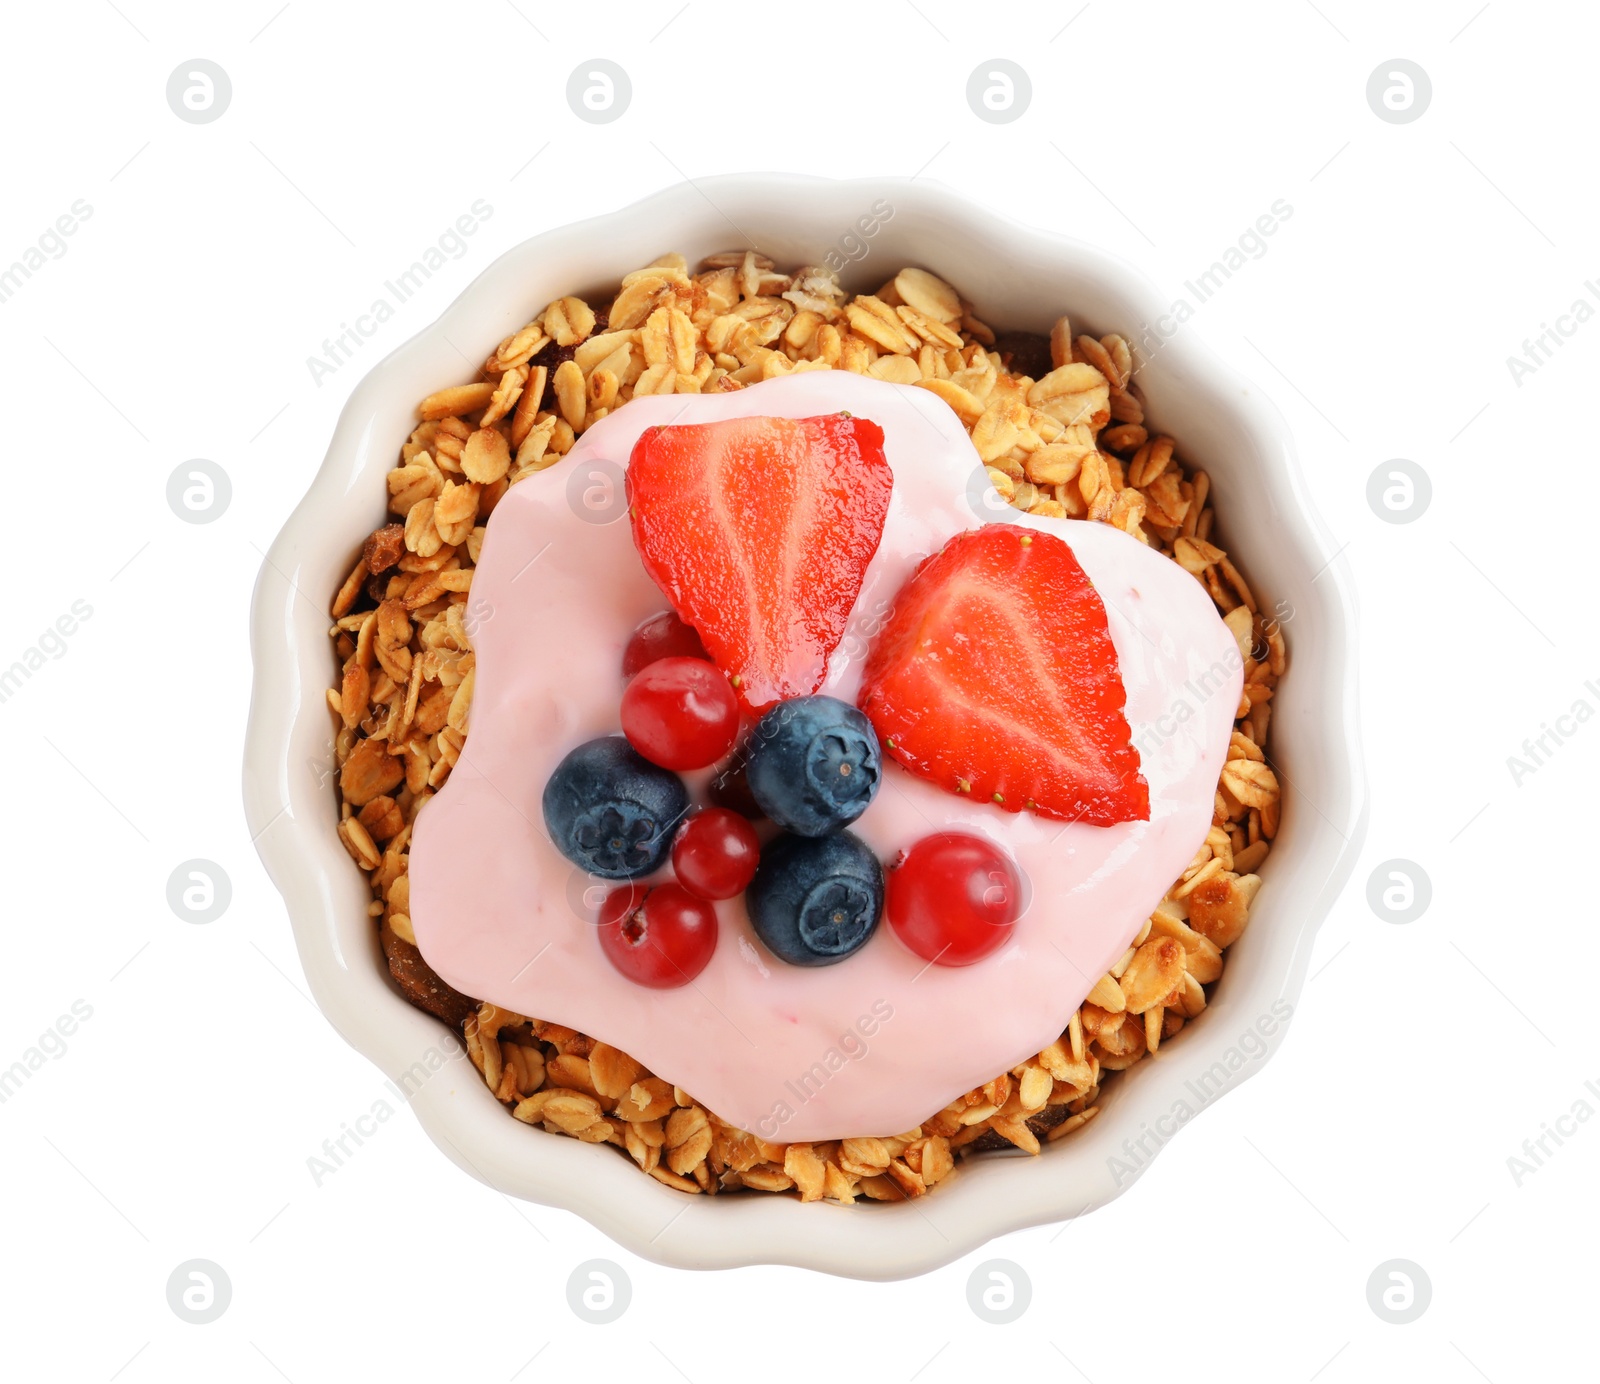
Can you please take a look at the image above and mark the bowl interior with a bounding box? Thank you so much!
[245,175,1364,1279]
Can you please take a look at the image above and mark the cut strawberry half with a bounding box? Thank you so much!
[627,413,893,714]
[858,524,1148,825]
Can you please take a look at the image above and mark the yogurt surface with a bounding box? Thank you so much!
[410,372,1241,1142]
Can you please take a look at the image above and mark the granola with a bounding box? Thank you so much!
[326,251,1285,1201]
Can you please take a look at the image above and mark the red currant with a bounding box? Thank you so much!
[622,611,708,676]
[672,808,760,900]
[886,833,1023,966]
[597,882,718,988]
[620,656,740,771]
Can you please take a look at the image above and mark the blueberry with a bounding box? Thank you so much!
[745,695,881,836]
[746,831,883,967]
[542,736,688,880]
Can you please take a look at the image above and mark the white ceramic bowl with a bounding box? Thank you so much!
[244,174,1366,1280]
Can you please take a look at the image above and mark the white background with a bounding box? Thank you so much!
[1,0,1594,1379]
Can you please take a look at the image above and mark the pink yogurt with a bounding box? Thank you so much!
[410,372,1241,1142]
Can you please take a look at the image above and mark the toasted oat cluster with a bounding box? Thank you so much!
[326,251,1286,1202]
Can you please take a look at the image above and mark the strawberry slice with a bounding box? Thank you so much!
[858,524,1148,825]
[627,413,893,714]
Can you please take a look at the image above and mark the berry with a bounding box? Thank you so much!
[859,524,1149,826]
[746,831,883,967]
[745,695,881,837]
[672,808,761,901]
[541,736,689,880]
[627,412,893,713]
[597,882,718,988]
[887,833,1024,966]
[708,749,763,819]
[620,656,740,771]
[622,610,709,676]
